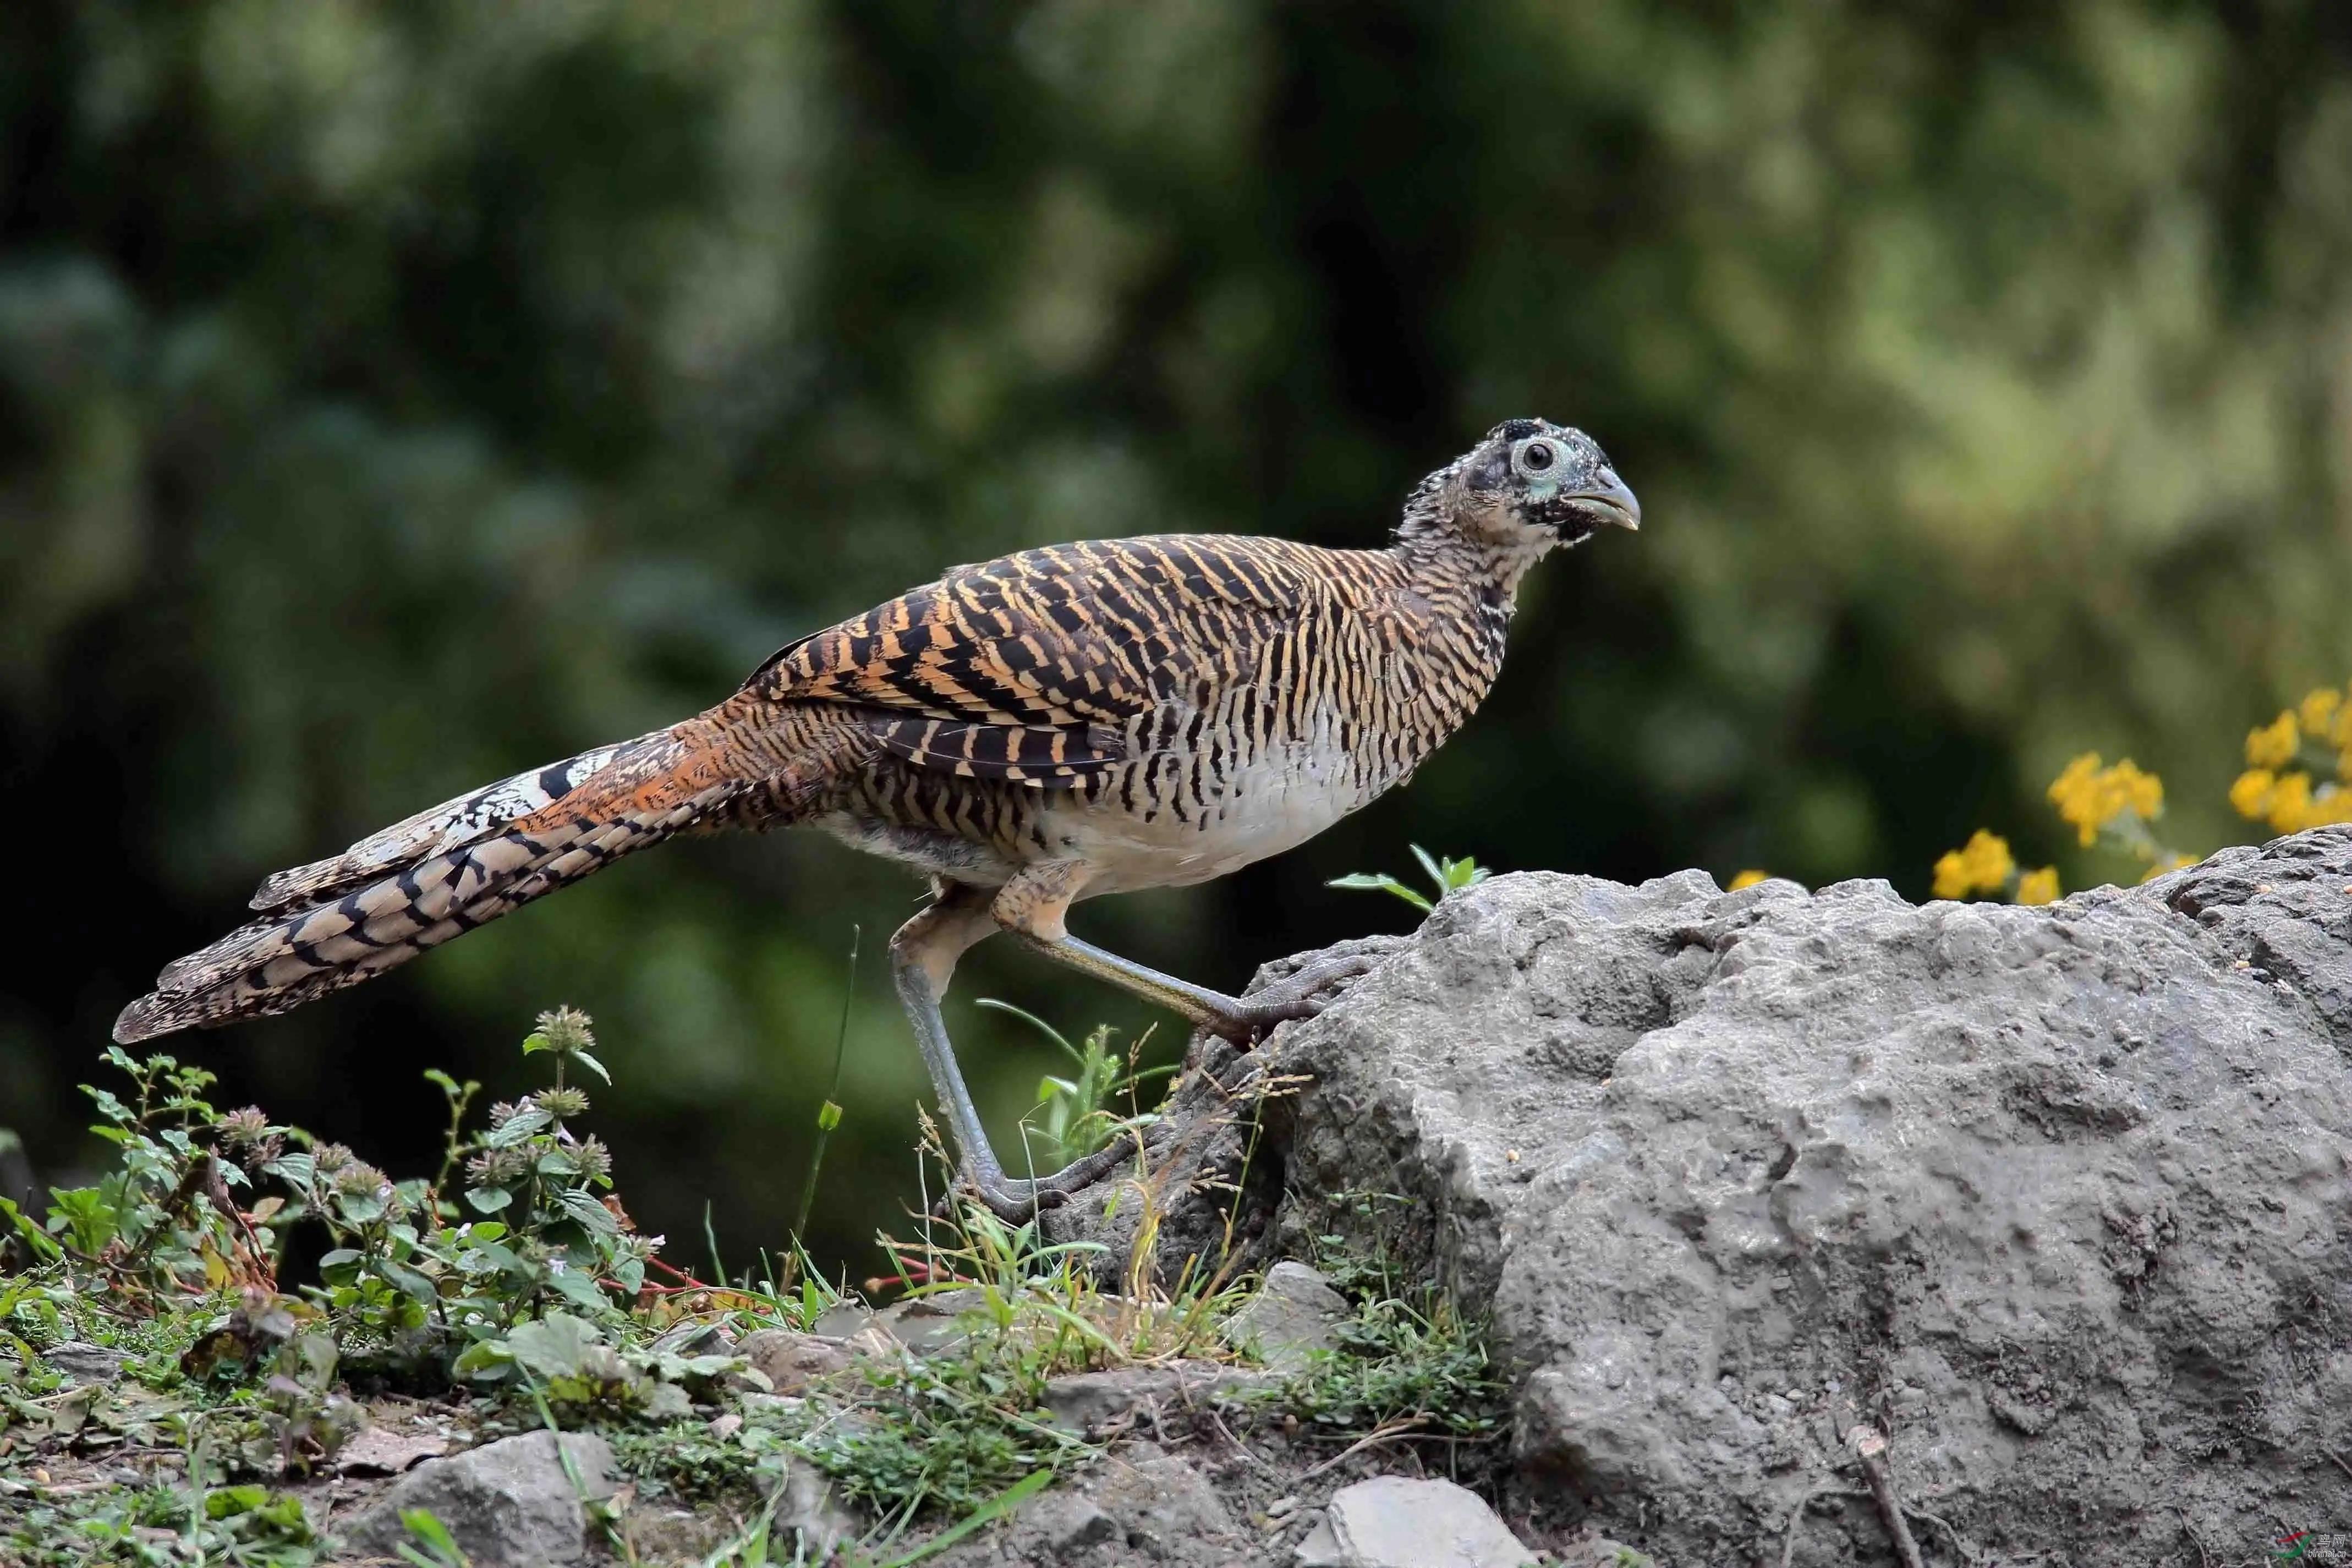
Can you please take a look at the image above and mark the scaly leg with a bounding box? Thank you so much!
[991,863,1378,1044]
[888,881,1155,1221]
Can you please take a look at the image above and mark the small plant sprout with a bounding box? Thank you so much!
[976,1000,1172,1174]
[793,925,861,1251]
[1328,845,1490,913]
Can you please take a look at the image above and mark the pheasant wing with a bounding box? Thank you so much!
[748,537,1305,785]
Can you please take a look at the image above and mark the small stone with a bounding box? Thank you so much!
[870,1289,988,1357]
[336,1430,615,1567]
[647,1320,733,1357]
[1222,1262,1351,1373]
[40,1343,129,1383]
[737,1329,856,1394]
[1295,1476,1532,1568]
[336,1424,450,1476]
[1042,1361,1277,1435]
[1020,1490,1118,1553]
[810,1303,875,1340]
[769,1457,863,1559]
[1093,1444,1239,1549]
[1269,1495,1301,1518]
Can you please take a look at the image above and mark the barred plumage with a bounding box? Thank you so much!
[115,419,1638,1216]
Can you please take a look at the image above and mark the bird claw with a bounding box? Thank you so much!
[1208,952,1381,1043]
[947,1122,1172,1224]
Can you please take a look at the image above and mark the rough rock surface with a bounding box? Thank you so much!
[929,1441,1249,1566]
[40,1342,129,1383]
[736,1327,857,1394]
[1052,825,2352,1567]
[1294,1476,1534,1567]
[1221,1261,1351,1372]
[1040,1359,1276,1437]
[337,1430,615,1566]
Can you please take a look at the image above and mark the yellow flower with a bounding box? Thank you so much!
[2305,783,2352,826]
[2046,753,2163,846]
[1932,829,2015,900]
[2046,753,2106,846]
[1726,869,1769,891]
[2246,711,2299,769]
[2014,866,2060,906]
[2267,771,2311,834]
[2229,769,2277,820]
[2301,686,2342,738]
[2113,758,2162,819]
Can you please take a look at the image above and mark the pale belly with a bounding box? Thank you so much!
[1043,736,1387,897]
[810,720,1402,896]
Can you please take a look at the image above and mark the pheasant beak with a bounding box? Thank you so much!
[1565,470,1641,533]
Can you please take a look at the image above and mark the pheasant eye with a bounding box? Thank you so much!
[1518,440,1555,474]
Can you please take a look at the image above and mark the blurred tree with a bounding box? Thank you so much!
[3,0,2348,1275]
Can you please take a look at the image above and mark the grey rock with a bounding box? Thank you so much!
[337,1430,614,1567]
[737,1328,857,1393]
[1222,1262,1350,1372]
[1091,1443,1239,1554]
[770,1455,863,1560]
[1555,1541,1654,1568]
[40,1342,129,1382]
[924,1443,1241,1566]
[646,1319,732,1357]
[1056,826,2352,1568]
[1294,1477,1532,1568]
[1040,1359,1278,1436]
[1018,1490,1118,1553]
[811,1302,876,1340]
[871,1287,988,1356]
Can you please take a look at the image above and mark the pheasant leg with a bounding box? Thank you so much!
[888,884,1172,1221]
[1010,932,1377,1043]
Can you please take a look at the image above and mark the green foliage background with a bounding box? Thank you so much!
[4,1,2349,1274]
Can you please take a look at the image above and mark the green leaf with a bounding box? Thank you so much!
[263,1152,316,1189]
[1325,872,1432,912]
[205,1483,268,1519]
[0,1199,61,1264]
[815,1099,842,1132]
[556,1187,619,1236]
[397,1507,467,1568]
[375,1257,440,1304]
[568,1050,611,1085]
[505,1312,602,1380]
[546,1268,607,1311]
[335,1188,387,1225]
[974,997,1080,1065]
[520,1031,555,1055]
[46,1187,120,1254]
[449,1339,514,1381]
[868,1469,1055,1567]
[464,1186,513,1214]
[486,1106,552,1148]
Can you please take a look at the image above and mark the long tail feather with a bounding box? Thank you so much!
[114,729,747,1043]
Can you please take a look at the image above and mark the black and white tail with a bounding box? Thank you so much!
[113,728,743,1043]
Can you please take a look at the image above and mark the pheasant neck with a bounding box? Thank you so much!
[1392,528,1545,614]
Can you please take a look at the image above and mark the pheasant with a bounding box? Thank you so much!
[116,419,1638,1216]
